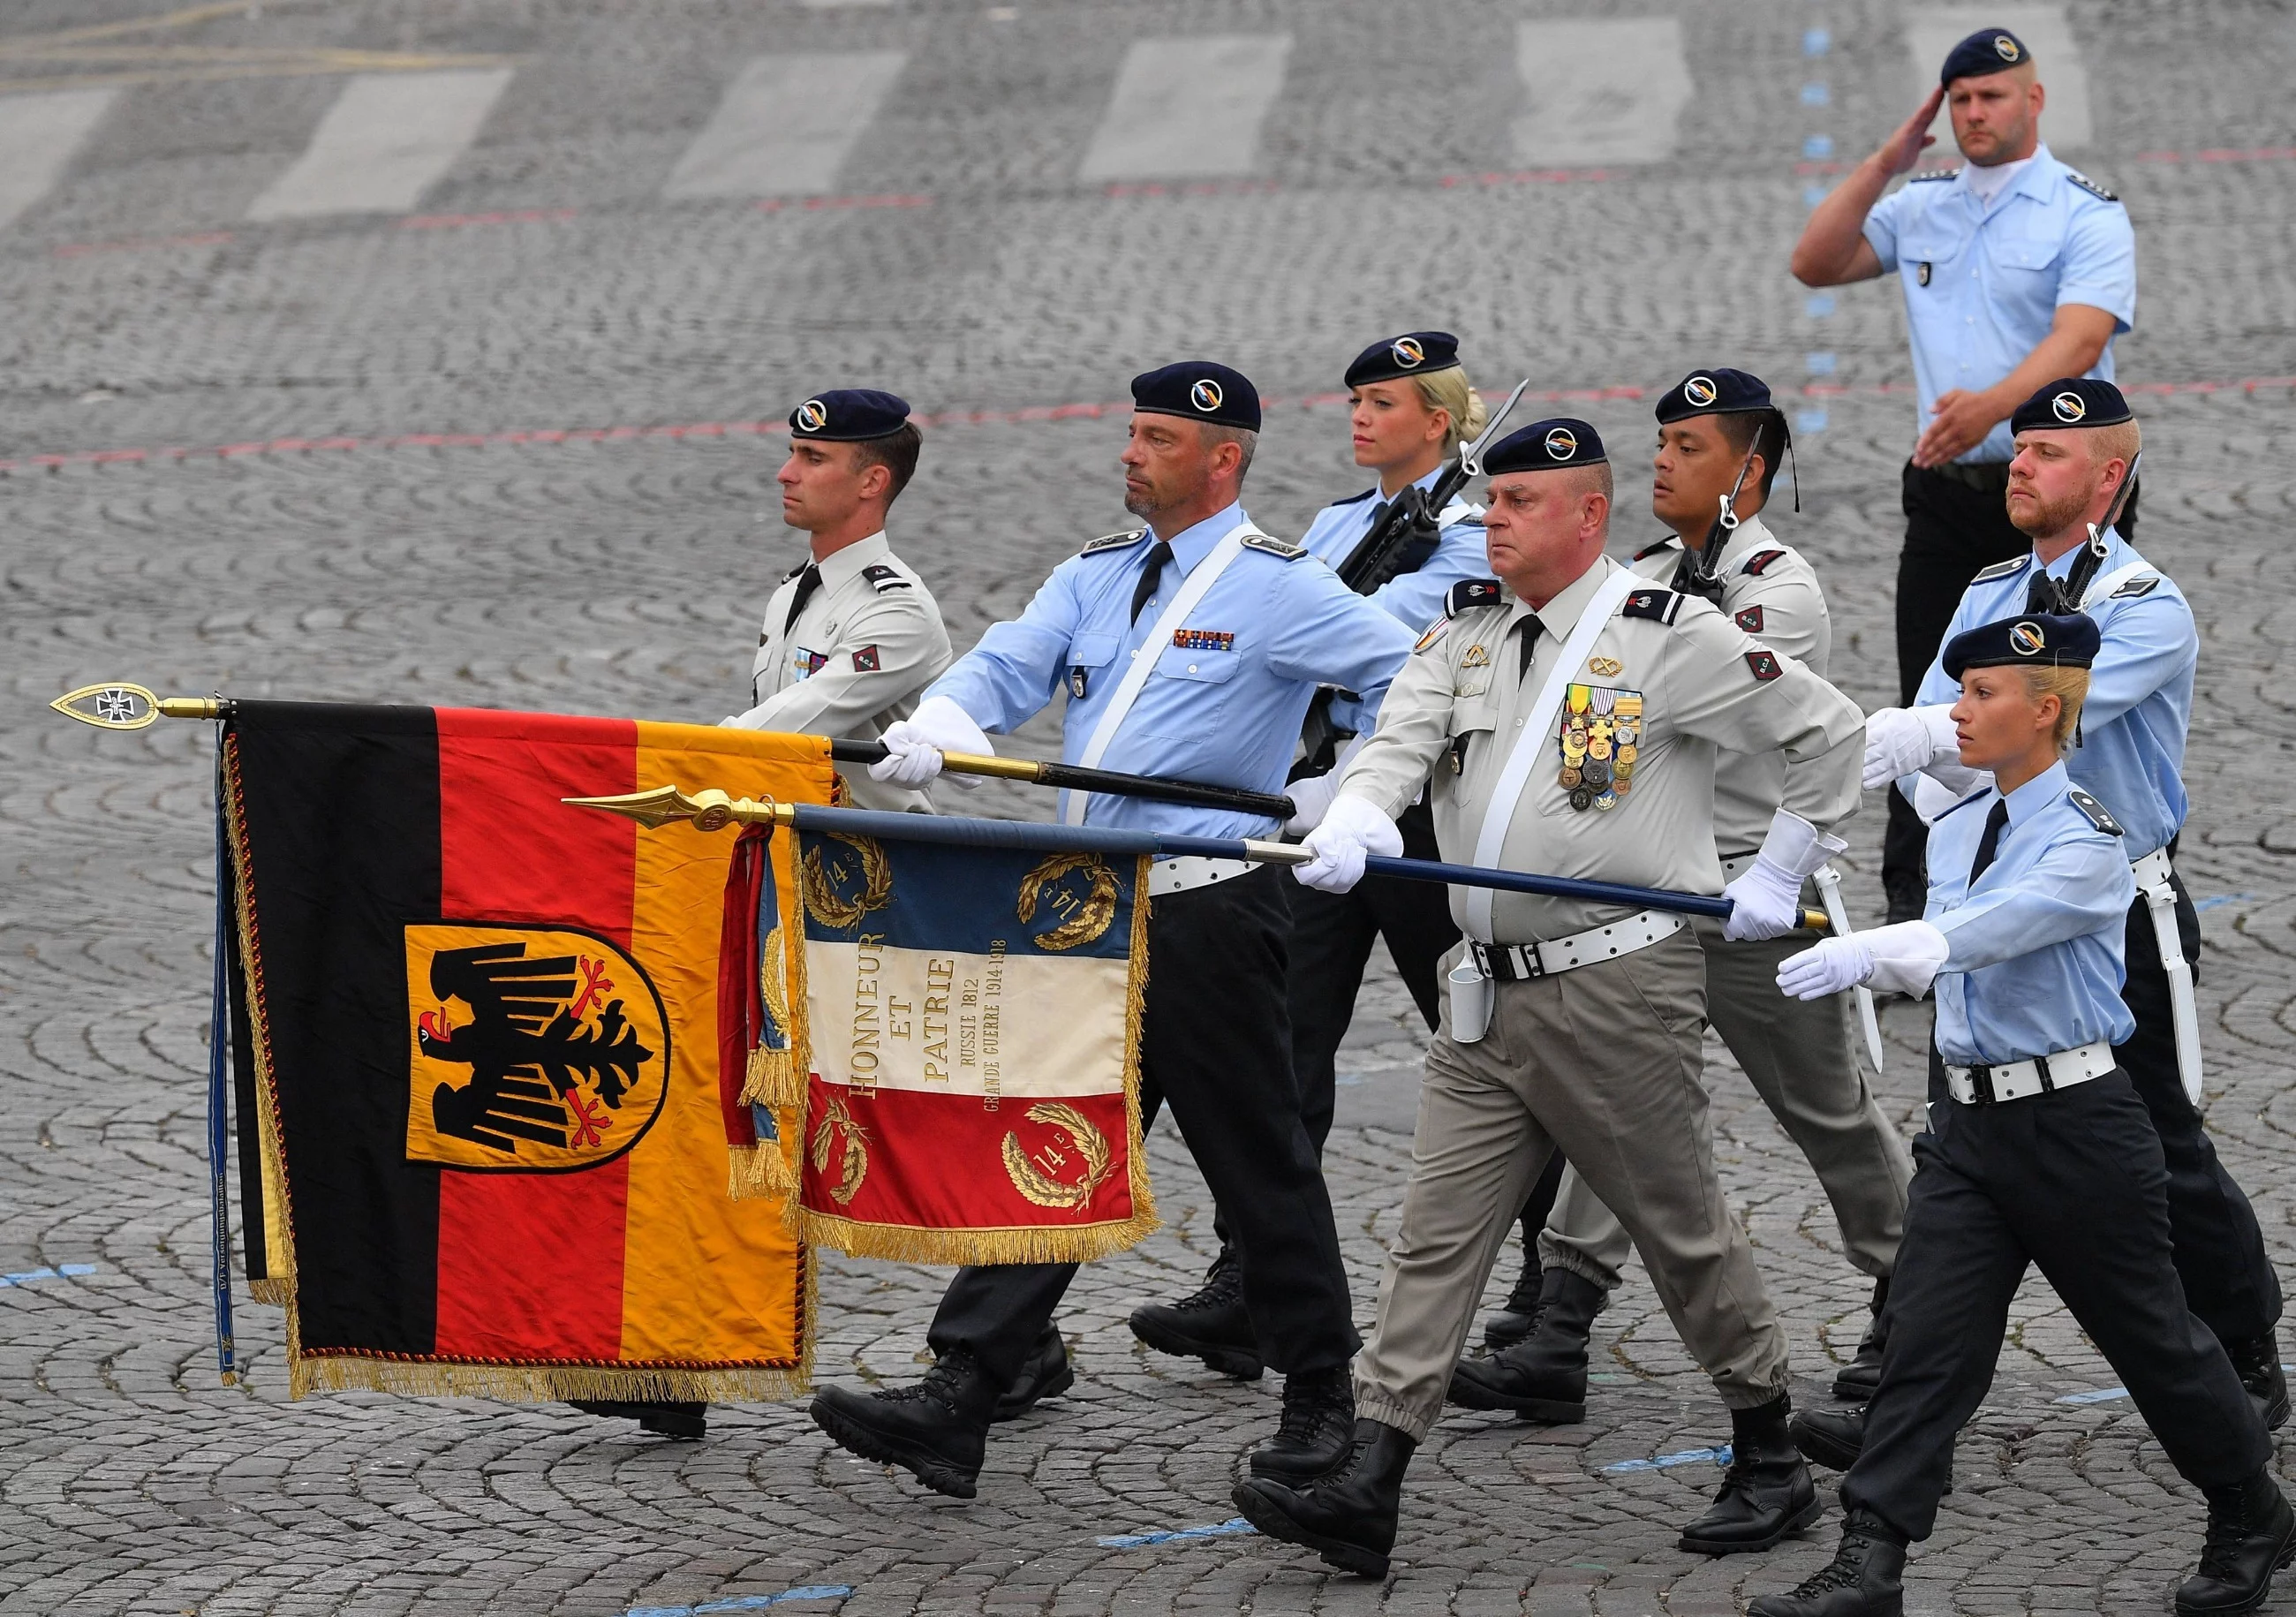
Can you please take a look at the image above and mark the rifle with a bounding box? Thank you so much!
[1295,379,1533,775]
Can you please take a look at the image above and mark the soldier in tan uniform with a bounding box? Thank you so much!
[1231,418,1866,1577]
[721,388,953,812]
[1486,371,1913,1413]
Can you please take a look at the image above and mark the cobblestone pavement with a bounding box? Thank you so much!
[8,2,2296,1613]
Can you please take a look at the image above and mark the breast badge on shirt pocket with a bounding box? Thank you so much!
[1454,642,1492,699]
[1066,631,1119,701]
[1560,685,1643,812]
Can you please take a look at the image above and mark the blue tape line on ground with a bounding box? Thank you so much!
[1603,1444,1732,1474]
[0,1265,96,1288]
[2194,893,2261,911]
[2055,1387,2130,1405]
[627,1587,853,1616]
[1096,1517,1258,1548]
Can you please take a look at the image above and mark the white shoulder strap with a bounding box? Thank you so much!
[1063,525,1256,826]
[1463,565,1642,941]
[2081,560,2155,608]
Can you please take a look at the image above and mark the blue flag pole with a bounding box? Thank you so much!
[208,736,238,1387]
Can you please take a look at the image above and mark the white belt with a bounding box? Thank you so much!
[1945,1039,2117,1106]
[2132,847,2171,888]
[1468,909,1684,983]
[1149,856,1255,897]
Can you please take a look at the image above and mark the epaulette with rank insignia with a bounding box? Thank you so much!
[1632,538,1676,561]
[1741,548,1786,576]
[1447,578,1505,614]
[1079,528,1149,555]
[1970,555,2030,584]
[1621,586,1685,625]
[2067,787,2125,836]
[1240,532,1305,559]
[2111,574,2161,599]
[781,560,809,582]
[2066,170,2119,203]
[1330,487,1377,507]
[1909,167,1960,184]
[860,563,911,593]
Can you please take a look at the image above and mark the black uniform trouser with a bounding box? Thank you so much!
[928,864,1360,1387]
[1842,1069,2265,1544]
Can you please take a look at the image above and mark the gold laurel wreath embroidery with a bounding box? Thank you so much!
[801,833,892,931]
[1015,853,1118,951]
[810,1094,869,1205]
[1001,1102,1114,1213]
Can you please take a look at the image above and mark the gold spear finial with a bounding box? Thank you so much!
[50,682,224,729]
[562,783,794,833]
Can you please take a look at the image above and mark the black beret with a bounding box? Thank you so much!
[1130,360,1261,432]
[1344,331,1461,389]
[1943,612,2100,678]
[1940,26,2031,87]
[789,388,912,442]
[1655,367,1774,423]
[2008,377,2133,435]
[1483,417,1605,476]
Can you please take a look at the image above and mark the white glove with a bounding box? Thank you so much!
[1292,794,1401,894]
[1862,705,1958,791]
[1778,934,1874,1000]
[1722,810,1847,941]
[1863,918,1951,998]
[869,695,991,789]
[1283,737,1366,835]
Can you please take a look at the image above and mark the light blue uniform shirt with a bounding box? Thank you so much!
[926,502,1419,837]
[1914,529,2194,858]
[1926,761,2137,1066]
[1862,143,2136,464]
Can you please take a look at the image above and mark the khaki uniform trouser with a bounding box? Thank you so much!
[1540,911,1914,1291]
[1354,928,1792,1440]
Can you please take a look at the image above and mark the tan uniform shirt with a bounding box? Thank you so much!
[1334,554,1863,942]
[1629,513,1832,859]
[723,531,953,812]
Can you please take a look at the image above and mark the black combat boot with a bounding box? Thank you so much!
[2176,1470,2296,1617]
[1747,1509,1909,1617]
[1791,1403,1954,1494]
[1481,1248,1546,1352]
[567,1400,707,1440]
[1832,1278,1890,1402]
[1447,1269,1602,1422]
[993,1325,1073,1422]
[1250,1365,1356,1485]
[1233,1417,1416,1578]
[1129,1253,1263,1379]
[2225,1334,2290,1432]
[810,1347,1000,1499]
[1679,1394,1824,1554]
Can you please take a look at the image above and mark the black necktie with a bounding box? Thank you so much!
[1968,799,2011,883]
[1129,540,1174,623]
[1516,615,1545,684]
[782,563,823,633]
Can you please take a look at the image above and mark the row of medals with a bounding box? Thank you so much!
[1560,685,1643,812]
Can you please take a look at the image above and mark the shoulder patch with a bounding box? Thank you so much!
[1744,647,1784,683]
[1741,548,1787,577]
[2066,169,2120,203]
[1909,166,1961,184]
[1331,487,1378,508]
[1240,532,1305,559]
[1414,619,1450,654]
[2067,787,2126,836]
[2111,573,2162,599]
[860,563,911,593]
[1632,538,1676,562]
[1970,555,2031,585]
[1735,605,1765,634]
[1080,528,1149,555]
[1447,578,1505,614]
[1621,586,1684,626]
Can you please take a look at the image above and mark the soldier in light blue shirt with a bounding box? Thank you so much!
[1791,25,2138,926]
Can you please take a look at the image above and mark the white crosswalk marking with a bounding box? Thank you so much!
[1909,6,2091,153]
[1077,35,1293,183]
[247,69,514,221]
[665,52,909,199]
[1513,19,1694,166]
[0,89,117,233]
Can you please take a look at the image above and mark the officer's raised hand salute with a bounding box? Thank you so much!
[1237,420,1866,1578]
[1754,616,2291,1617]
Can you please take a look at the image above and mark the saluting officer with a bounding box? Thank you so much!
[1796,378,2285,1474]
[1128,331,1566,1379]
[1752,613,2289,1617]
[1233,419,1867,1576]
[1484,370,1912,1411]
[721,388,953,811]
[1791,26,2136,925]
[804,361,1420,1503]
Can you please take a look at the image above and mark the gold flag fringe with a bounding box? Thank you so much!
[736,834,811,1116]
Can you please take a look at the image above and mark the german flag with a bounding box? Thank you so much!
[222,701,829,1402]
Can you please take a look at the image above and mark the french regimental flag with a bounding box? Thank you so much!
[220,701,828,1401]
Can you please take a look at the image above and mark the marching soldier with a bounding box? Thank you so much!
[804,360,1420,1501]
[1129,332,1565,1379]
[1476,371,1912,1409]
[1233,419,1866,1575]
[721,387,954,811]
[1794,378,2286,1467]
[1751,612,2289,1617]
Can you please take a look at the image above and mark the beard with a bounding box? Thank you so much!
[1122,486,1156,518]
[2008,481,2093,538]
